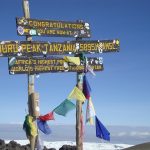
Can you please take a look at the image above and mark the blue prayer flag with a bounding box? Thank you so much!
[37,119,51,135]
[83,75,91,99]
[95,116,110,141]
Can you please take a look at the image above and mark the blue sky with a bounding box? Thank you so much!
[0,0,150,126]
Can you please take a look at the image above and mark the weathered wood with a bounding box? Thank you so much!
[30,93,40,118]
[22,0,36,150]
[76,36,83,150]
[76,73,83,150]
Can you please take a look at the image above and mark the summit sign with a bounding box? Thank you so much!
[8,57,103,74]
[16,17,91,38]
[0,40,119,57]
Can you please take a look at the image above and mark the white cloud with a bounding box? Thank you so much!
[113,131,150,137]
[130,131,150,137]
[117,132,127,137]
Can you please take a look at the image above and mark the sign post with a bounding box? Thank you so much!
[76,72,83,150]
[75,36,83,150]
[22,0,36,150]
[0,1,120,149]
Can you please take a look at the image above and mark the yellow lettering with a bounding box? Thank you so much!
[0,44,18,54]
[32,44,38,52]
[90,43,95,51]
[83,44,88,50]
[65,43,74,52]
[28,20,33,27]
[44,43,49,52]
[27,19,85,30]
[26,44,31,52]
[21,44,27,52]
[53,44,58,52]
[36,44,41,52]
[38,29,46,35]
[103,43,115,50]
[58,44,62,51]
[32,60,36,65]
[45,22,49,28]
[46,29,55,35]
[63,44,66,51]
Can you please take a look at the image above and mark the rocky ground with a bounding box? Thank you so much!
[123,142,150,150]
[0,139,76,150]
[1,139,150,150]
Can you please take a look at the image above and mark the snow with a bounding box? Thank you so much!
[5,140,133,150]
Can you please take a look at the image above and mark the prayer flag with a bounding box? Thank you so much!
[75,53,85,62]
[83,75,91,99]
[86,65,96,76]
[86,98,96,125]
[39,112,54,121]
[37,119,51,135]
[68,86,86,102]
[23,121,30,137]
[95,116,110,141]
[64,56,80,65]
[88,117,94,125]
[53,99,76,116]
[23,115,38,137]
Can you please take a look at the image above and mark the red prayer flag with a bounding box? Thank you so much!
[39,112,54,121]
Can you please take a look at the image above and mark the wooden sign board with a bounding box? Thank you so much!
[16,17,90,30]
[0,40,119,57]
[8,57,103,74]
[16,17,91,38]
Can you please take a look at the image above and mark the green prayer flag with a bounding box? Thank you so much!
[23,115,38,138]
[53,99,76,116]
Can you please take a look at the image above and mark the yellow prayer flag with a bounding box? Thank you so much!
[64,56,80,65]
[28,115,38,137]
[68,86,86,102]
[88,117,94,125]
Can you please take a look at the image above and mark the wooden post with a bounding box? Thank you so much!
[22,0,36,150]
[76,73,83,150]
[76,37,83,150]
